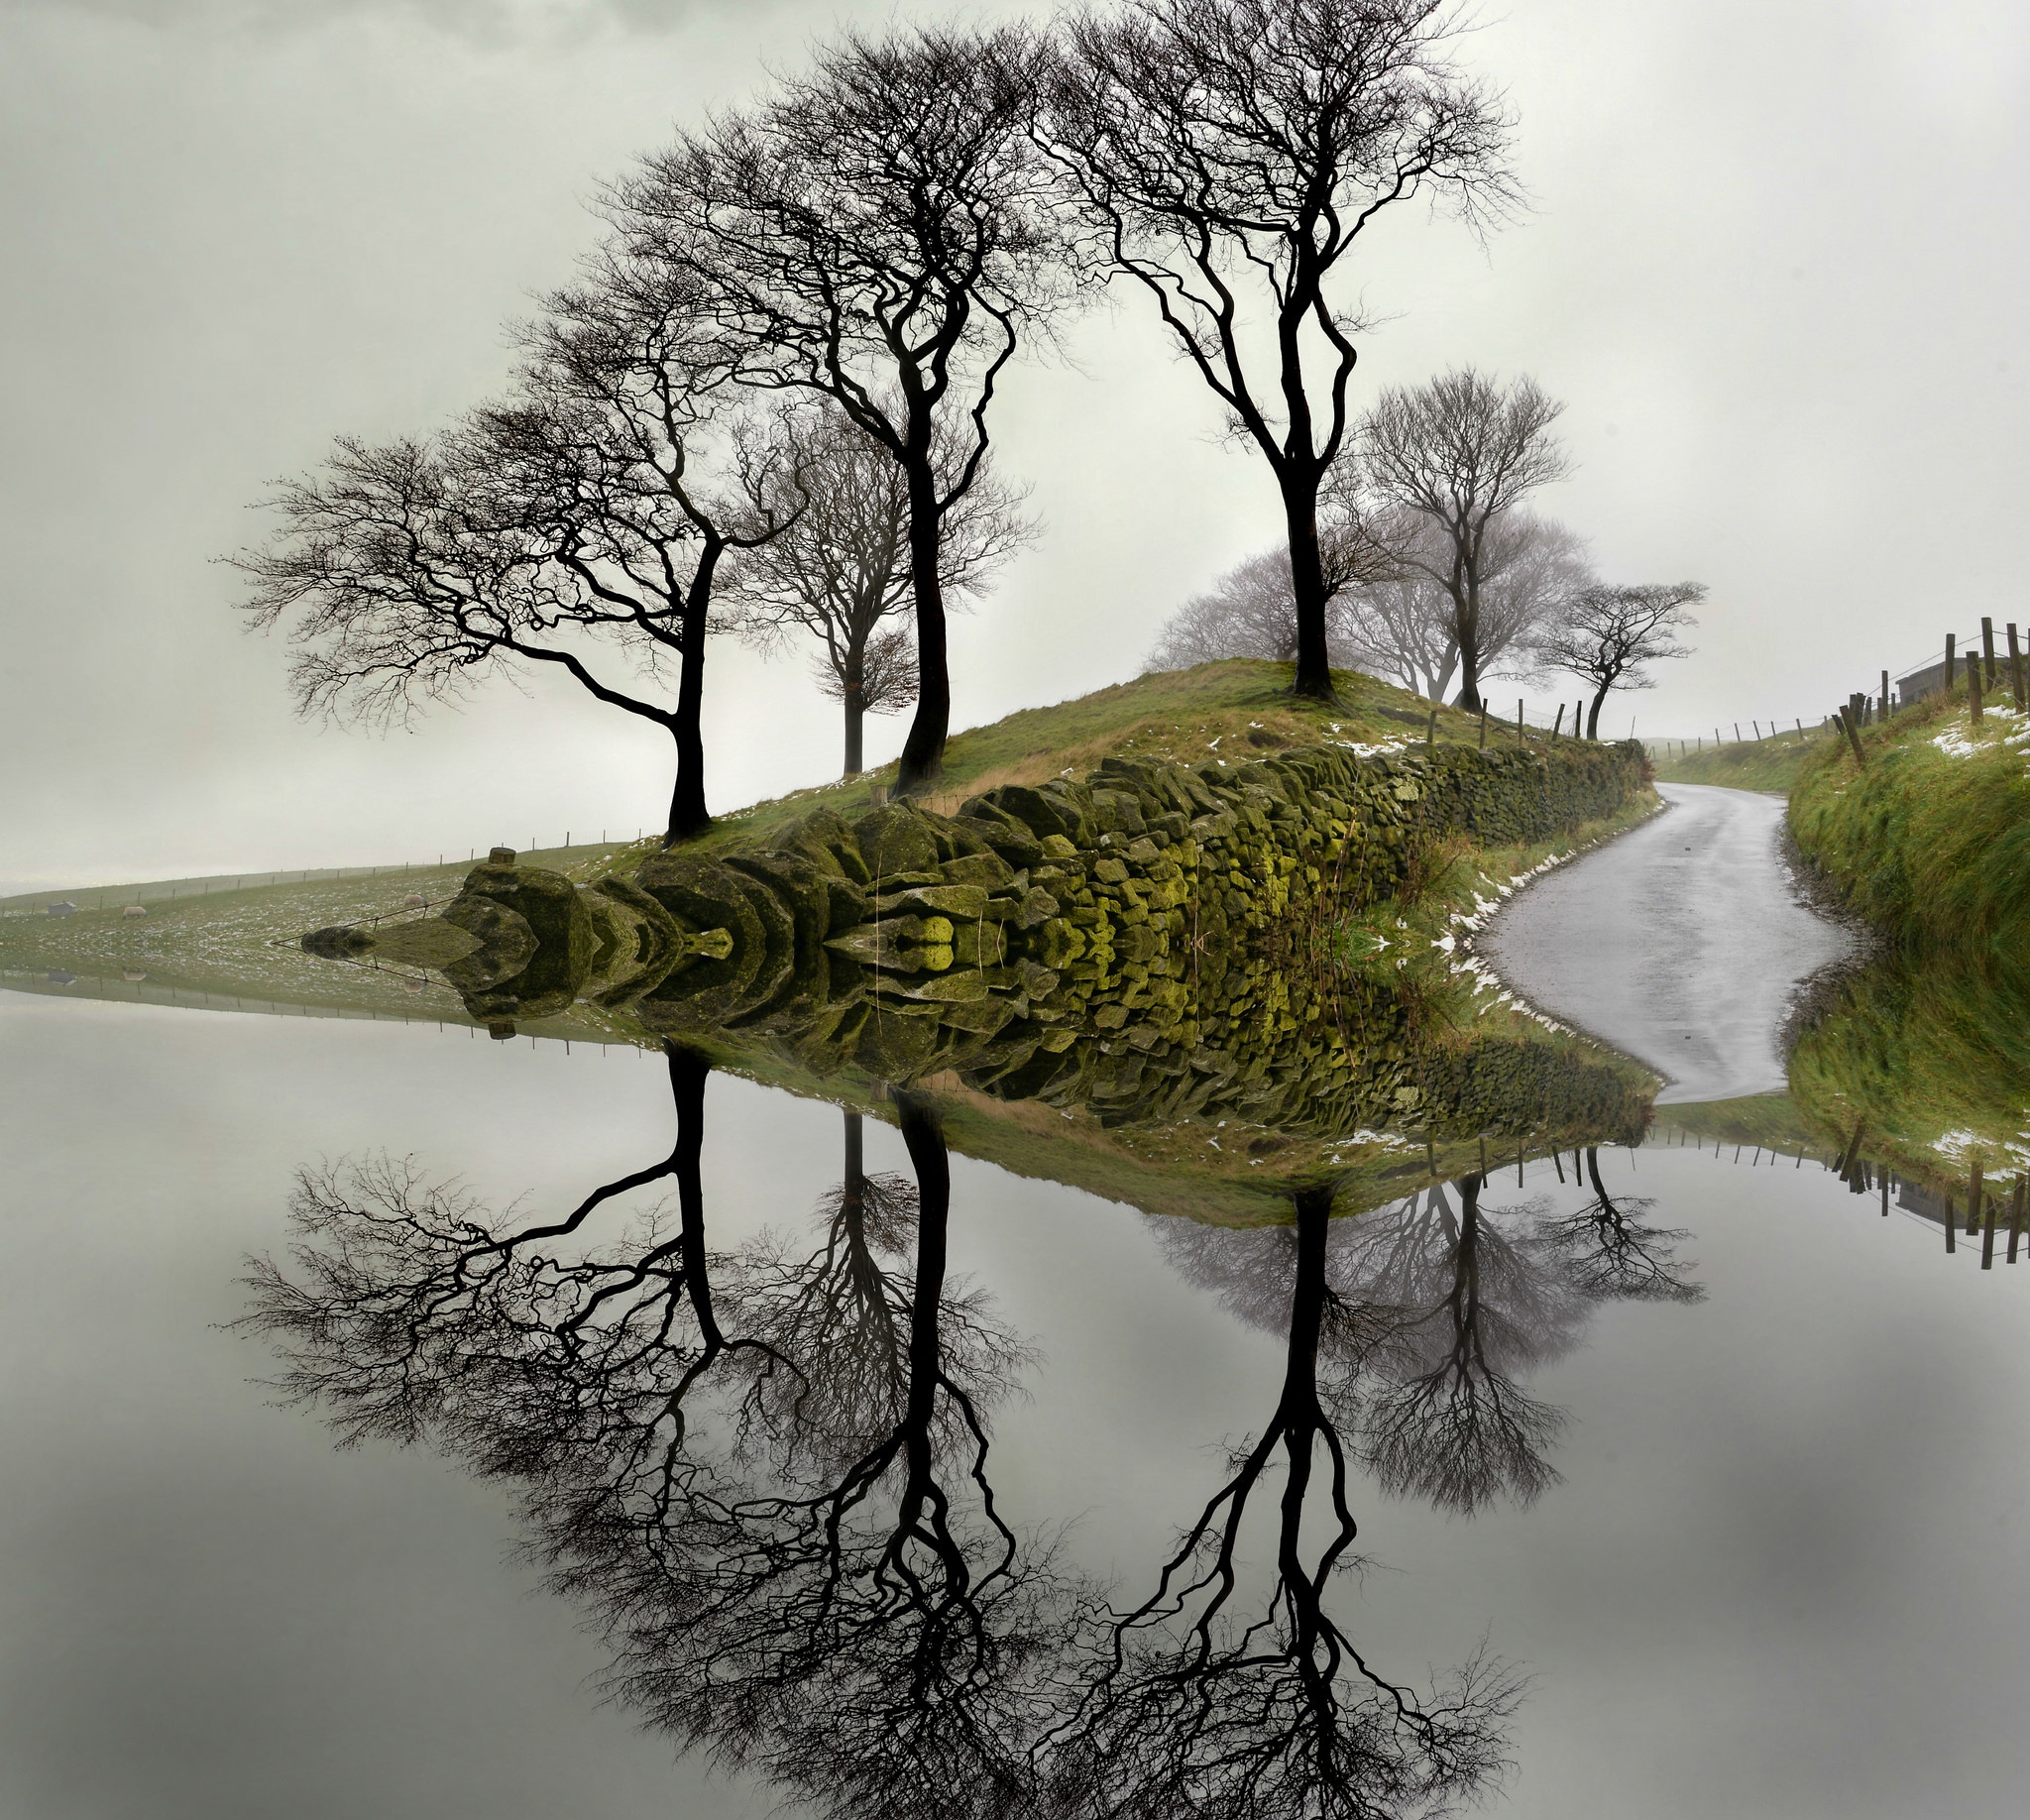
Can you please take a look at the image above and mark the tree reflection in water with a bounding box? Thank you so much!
[245,1063,1563,1818]
[1045,1181,1522,1820]
[1161,1152,1700,1519]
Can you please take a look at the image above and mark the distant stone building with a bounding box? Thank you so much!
[46,901,76,917]
[1896,635,2018,704]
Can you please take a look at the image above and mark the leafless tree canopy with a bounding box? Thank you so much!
[1353,367,1572,710]
[611,24,1069,794]
[1043,0,1515,699]
[1049,1186,1522,1819]
[1532,580,1702,738]
[727,402,1036,777]
[233,264,792,844]
[1158,1158,1699,1519]
[1325,507,1594,701]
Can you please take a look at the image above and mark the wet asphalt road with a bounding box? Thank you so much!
[1480,783,1853,1103]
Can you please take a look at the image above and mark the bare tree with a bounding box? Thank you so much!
[1354,367,1572,711]
[1339,508,1592,700]
[235,267,792,846]
[729,403,1036,777]
[1532,581,1701,738]
[1042,0,1515,703]
[613,25,1069,796]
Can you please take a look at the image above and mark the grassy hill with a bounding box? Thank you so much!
[575,659,1539,880]
[1647,727,1833,794]
[0,659,1644,1018]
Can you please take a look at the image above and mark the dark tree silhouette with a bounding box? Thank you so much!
[1354,368,1572,713]
[1042,0,1515,702]
[1047,1183,1522,1819]
[729,405,1035,777]
[235,271,793,847]
[1531,582,1702,739]
[614,24,1069,796]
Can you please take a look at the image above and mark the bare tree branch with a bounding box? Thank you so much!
[610,24,1071,795]
[1041,0,1517,700]
[1531,581,1701,738]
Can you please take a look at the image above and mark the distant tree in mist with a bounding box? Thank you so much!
[1148,507,1590,702]
[1354,367,1572,710]
[1146,549,1357,672]
[1339,507,1592,702]
[1532,581,1701,738]
[729,404,1036,777]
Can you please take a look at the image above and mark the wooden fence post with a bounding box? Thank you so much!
[2010,623,2025,711]
[1880,669,1890,717]
[1982,616,1997,685]
[1478,707,1488,749]
[1971,660,1984,726]
[1837,707,1868,767]
[2010,1181,2025,1264]
[1946,632,1957,692]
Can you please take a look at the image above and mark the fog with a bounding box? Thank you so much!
[3,0,2023,893]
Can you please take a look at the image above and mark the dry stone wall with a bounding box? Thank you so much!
[599,736,1649,1142]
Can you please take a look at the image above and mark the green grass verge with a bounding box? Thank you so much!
[1787,680,2030,967]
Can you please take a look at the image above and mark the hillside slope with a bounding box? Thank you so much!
[1788,680,2030,966]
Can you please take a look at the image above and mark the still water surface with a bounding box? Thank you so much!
[4,986,2028,1819]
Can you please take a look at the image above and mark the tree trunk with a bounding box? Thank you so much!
[842,1109,864,1211]
[663,548,720,845]
[1454,581,1485,713]
[1586,687,1609,739]
[665,1042,725,1351]
[891,1087,951,1511]
[842,652,866,778]
[895,455,950,797]
[1283,481,1334,701]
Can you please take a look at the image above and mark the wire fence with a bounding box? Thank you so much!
[1636,619,2030,761]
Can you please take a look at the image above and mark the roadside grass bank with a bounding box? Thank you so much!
[1787,679,2030,970]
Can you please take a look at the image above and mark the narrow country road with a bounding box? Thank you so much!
[1480,783,1853,1104]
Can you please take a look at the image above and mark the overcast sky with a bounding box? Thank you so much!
[3,0,2025,894]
